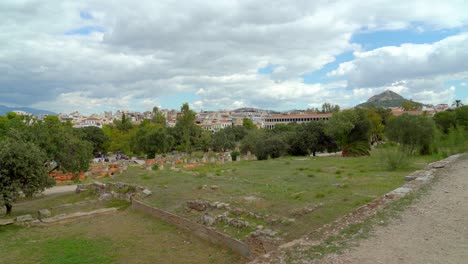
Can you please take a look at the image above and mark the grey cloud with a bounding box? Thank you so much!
[1,0,468,112]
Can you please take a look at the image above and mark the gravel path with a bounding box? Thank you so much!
[319,155,468,264]
[42,185,77,195]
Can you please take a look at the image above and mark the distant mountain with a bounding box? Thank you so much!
[0,105,55,116]
[357,90,422,108]
[232,107,279,114]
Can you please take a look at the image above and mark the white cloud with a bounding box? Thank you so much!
[329,33,468,105]
[1,0,468,112]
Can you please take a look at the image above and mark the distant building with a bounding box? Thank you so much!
[12,110,30,116]
[263,113,332,129]
[73,117,103,128]
[390,108,436,117]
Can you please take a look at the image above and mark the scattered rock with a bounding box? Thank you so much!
[256,225,264,230]
[228,218,249,228]
[210,185,220,190]
[201,213,216,226]
[142,189,152,197]
[290,203,323,216]
[38,209,51,219]
[232,208,245,216]
[429,161,446,169]
[0,218,14,226]
[99,193,113,200]
[187,200,208,211]
[243,195,261,202]
[16,214,34,222]
[405,175,418,181]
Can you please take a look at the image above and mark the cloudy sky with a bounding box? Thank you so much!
[1,0,468,114]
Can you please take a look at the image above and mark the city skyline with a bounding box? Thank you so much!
[1,1,467,115]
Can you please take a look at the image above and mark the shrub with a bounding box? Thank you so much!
[231,150,240,161]
[315,193,325,198]
[377,147,410,171]
[342,141,371,157]
[431,127,468,156]
[385,114,436,155]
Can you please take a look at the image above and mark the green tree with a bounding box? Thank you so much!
[77,126,109,154]
[254,135,287,160]
[151,106,166,126]
[212,129,236,152]
[321,103,340,113]
[289,121,337,156]
[197,130,213,152]
[455,106,468,128]
[175,103,199,153]
[102,125,136,155]
[367,109,385,144]
[0,139,54,214]
[240,129,265,154]
[433,110,457,134]
[242,118,256,129]
[402,101,422,111]
[114,113,133,132]
[452,100,464,108]
[385,114,436,154]
[325,108,371,156]
[30,116,93,175]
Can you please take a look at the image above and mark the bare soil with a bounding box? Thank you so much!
[318,154,468,264]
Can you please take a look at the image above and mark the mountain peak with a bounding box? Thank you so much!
[367,90,404,103]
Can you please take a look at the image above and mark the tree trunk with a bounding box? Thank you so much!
[5,203,12,215]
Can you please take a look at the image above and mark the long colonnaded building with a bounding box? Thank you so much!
[263,113,332,129]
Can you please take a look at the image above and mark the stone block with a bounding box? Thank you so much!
[16,214,34,222]
[38,209,51,219]
[0,218,14,226]
[142,189,152,197]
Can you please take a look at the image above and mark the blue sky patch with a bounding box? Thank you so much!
[65,26,105,35]
[352,26,461,50]
[302,51,354,84]
[447,80,468,102]
[80,11,93,20]
[257,64,277,75]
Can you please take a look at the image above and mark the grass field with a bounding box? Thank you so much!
[0,210,243,264]
[0,148,438,263]
[104,148,432,240]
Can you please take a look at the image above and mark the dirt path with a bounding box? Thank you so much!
[319,155,468,264]
[42,185,77,195]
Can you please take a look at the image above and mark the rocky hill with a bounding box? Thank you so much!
[357,90,422,108]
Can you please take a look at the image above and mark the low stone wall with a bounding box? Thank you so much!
[132,199,252,258]
[77,182,152,201]
[29,208,118,226]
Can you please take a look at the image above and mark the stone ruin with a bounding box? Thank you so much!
[76,182,152,202]
[143,151,257,171]
[185,199,284,254]
[49,163,128,184]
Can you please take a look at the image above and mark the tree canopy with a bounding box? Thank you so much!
[0,139,54,214]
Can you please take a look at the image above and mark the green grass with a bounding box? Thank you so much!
[103,148,433,241]
[1,191,96,218]
[0,211,243,264]
[285,178,434,262]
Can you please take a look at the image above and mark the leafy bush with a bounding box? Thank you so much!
[431,127,468,157]
[254,136,287,160]
[342,141,371,157]
[385,114,436,155]
[231,150,240,161]
[377,147,410,171]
